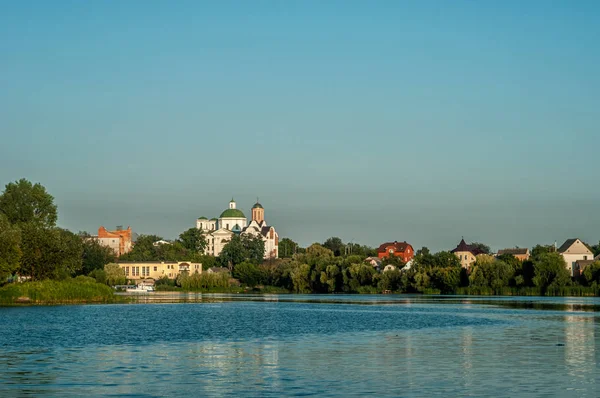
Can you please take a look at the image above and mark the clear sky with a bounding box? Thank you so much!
[1,1,599,251]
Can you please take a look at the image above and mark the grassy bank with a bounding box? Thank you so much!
[0,277,118,305]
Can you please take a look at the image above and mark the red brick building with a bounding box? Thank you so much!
[377,241,415,263]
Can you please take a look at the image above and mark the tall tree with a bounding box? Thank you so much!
[19,225,83,280]
[0,213,21,281]
[532,252,571,291]
[119,234,163,261]
[279,238,299,258]
[79,232,117,275]
[243,234,265,265]
[178,228,207,253]
[219,235,247,270]
[323,237,344,257]
[0,178,57,227]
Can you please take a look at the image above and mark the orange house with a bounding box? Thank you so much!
[377,241,415,263]
[98,226,133,256]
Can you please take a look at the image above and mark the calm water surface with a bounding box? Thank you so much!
[1,294,599,397]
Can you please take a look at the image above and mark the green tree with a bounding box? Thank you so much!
[0,213,21,281]
[470,242,492,255]
[532,252,571,291]
[0,178,57,227]
[379,269,403,292]
[382,254,405,268]
[279,237,299,258]
[323,237,344,257]
[19,225,83,280]
[219,235,247,270]
[104,263,126,286]
[119,234,163,261]
[89,268,107,284]
[581,261,600,286]
[591,241,600,257]
[178,227,207,253]
[320,264,342,292]
[531,244,554,258]
[243,234,266,264]
[79,233,116,275]
[291,263,311,293]
[233,261,261,287]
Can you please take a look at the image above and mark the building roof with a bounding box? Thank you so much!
[450,239,485,255]
[198,216,208,220]
[557,238,593,254]
[558,239,579,253]
[210,218,217,221]
[252,202,263,209]
[219,208,246,218]
[377,241,411,253]
[497,248,529,256]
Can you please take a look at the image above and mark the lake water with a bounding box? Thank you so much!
[1,294,599,397]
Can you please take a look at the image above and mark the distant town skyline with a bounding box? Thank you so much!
[1,1,599,252]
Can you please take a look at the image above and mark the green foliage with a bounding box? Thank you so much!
[0,178,57,228]
[178,228,207,253]
[88,268,107,285]
[581,261,600,286]
[470,242,492,255]
[120,233,204,263]
[233,261,261,287]
[532,253,571,291]
[177,272,231,290]
[80,232,116,275]
[381,254,405,268]
[0,213,21,281]
[591,241,600,257]
[531,244,554,258]
[104,263,126,286]
[19,225,83,280]
[0,278,115,304]
[279,238,299,258]
[219,234,266,269]
[323,237,344,256]
[378,269,403,292]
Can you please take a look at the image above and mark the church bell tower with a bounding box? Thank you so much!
[252,199,264,223]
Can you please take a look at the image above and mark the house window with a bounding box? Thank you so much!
[125,267,129,276]
[584,256,588,260]
[136,267,139,276]
[154,266,157,271]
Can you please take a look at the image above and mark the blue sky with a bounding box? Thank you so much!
[1,1,599,251]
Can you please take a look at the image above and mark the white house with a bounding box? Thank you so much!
[558,238,594,276]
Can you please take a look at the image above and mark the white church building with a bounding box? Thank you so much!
[197,199,279,259]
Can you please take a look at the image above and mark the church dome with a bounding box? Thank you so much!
[219,208,246,218]
[252,202,263,209]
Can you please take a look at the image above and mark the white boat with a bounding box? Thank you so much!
[126,283,155,293]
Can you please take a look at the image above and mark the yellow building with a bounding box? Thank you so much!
[118,261,202,281]
[450,239,486,269]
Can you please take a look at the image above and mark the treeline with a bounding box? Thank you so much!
[208,243,600,296]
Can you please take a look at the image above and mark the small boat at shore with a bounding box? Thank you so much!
[126,283,155,293]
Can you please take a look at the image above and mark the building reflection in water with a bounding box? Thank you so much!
[461,326,474,390]
[563,311,596,386]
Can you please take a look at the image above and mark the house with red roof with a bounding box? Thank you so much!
[377,241,415,263]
